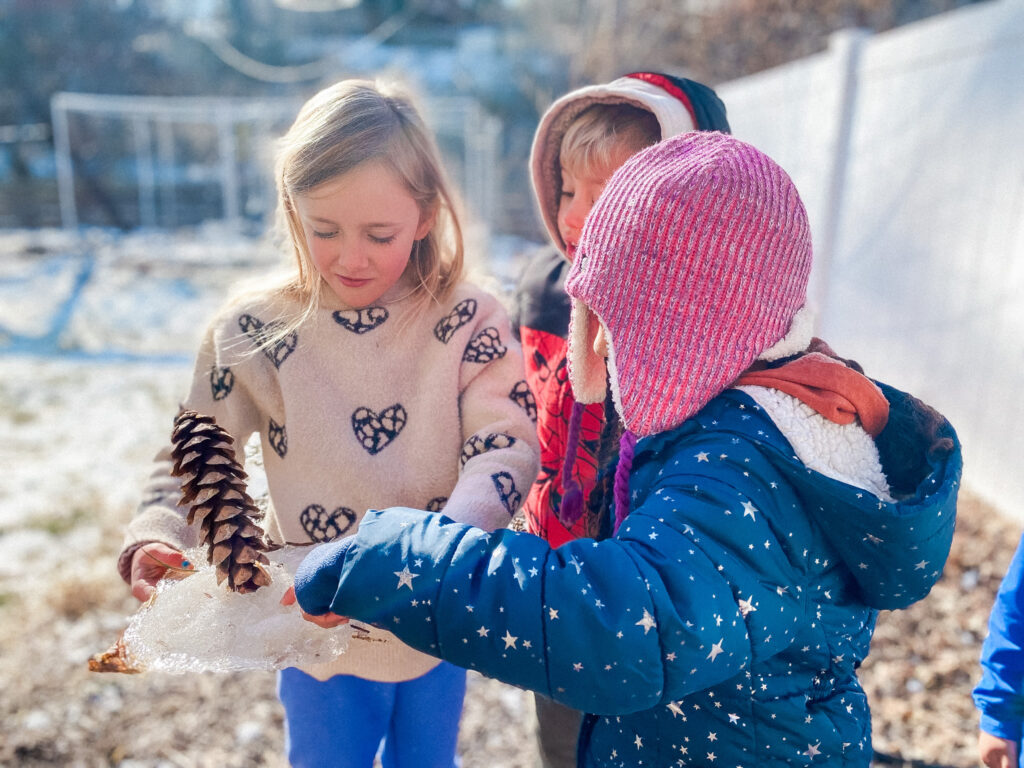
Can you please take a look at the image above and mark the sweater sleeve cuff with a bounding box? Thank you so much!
[443,472,518,532]
[294,537,356,615]
[117,542,154,584]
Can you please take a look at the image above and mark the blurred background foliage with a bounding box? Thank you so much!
[0,0,985,234]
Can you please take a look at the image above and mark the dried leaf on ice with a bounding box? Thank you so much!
[88,632,141,674]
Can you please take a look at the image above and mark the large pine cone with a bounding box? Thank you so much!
[170,410,273,593]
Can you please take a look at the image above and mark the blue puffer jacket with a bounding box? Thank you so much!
[296,384,961,767]
[974,533,1024,767]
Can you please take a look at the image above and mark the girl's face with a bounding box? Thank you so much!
[294,160,433,308]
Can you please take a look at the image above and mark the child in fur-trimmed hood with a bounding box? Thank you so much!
[290,131,961,767]
[512,72,732,766]
[514,72,731,550]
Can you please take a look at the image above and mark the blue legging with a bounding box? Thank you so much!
[278,662,466,768]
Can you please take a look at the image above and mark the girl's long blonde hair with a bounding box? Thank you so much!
[261,78,465,337]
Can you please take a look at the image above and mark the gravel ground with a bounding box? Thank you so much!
[0,356,1017,768]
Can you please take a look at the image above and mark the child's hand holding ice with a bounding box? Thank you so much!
[129,543,191,602]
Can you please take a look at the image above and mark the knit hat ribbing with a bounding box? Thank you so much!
[565,132,813,437]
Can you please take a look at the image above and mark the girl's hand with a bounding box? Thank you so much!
[130,543,190,602]
[979,730,1018,768]
[281,586,351,628]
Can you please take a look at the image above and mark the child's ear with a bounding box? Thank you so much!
[415,203,438,240]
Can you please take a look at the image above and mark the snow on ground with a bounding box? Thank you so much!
[0,225,280,593]
[0,358,186,575]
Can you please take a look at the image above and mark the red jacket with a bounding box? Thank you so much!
[514,246,615,546]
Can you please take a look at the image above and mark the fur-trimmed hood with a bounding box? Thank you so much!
[529,72,730,256]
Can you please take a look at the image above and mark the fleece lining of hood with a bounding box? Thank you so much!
[738,384,894,501]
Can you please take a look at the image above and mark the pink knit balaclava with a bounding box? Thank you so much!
[565,131,813,438]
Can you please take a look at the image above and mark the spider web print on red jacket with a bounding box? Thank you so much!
[521,325,605,547]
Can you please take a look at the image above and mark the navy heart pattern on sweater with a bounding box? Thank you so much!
[300,503,357,542]
[426,496,448,512]
[434,299,477,343]
[460,433,518,468]
[491,471,522,514]
[238,313,297,369]
[352,404,407,455]
[210,366,234,400]
[333,307,389,334]
[509,380,537,422]
[268,418,287,458]
[463,327,506,363]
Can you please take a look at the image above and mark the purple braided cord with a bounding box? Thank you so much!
[557,401,586,526]
[612,430,638,533]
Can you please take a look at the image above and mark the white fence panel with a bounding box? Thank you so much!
[717,0,1024,518]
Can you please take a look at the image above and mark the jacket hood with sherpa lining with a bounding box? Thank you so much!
[678,384,962,611]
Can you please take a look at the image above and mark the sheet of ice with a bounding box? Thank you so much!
[122,546,350,674]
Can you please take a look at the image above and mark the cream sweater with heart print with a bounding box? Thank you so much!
[118,275,540,682]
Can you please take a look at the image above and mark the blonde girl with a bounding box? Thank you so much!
[118,79,540,768]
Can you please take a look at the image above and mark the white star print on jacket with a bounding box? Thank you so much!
[295,383,961,766]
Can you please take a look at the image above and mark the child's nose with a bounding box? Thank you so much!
[337,244,370,271]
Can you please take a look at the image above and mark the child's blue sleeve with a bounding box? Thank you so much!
[308,485,804,716]
[974,532,1024,743]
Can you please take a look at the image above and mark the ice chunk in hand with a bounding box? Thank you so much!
[122,546,350,673]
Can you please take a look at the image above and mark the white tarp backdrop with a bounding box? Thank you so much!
[717,0,1024,520]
